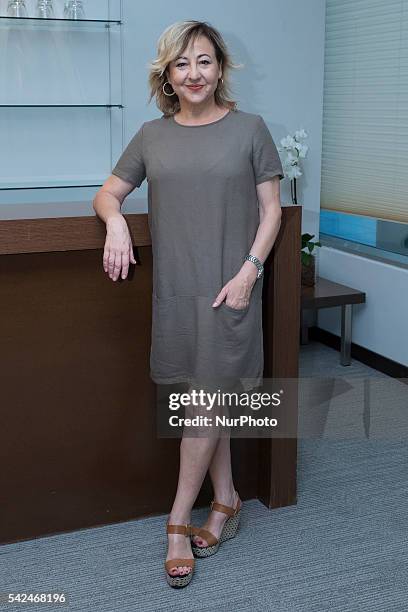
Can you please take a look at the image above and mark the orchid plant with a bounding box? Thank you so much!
[278,128,308,205]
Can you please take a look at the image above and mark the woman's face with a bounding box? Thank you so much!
[166,35,222,109]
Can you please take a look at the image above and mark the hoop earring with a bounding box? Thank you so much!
[162,81,176,97]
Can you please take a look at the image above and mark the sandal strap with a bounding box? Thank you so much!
[166,523,193,536]
[165,558,195,572]
[190,525,219,546]
[211,495,242,516]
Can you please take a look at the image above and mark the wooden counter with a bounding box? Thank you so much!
[0,205,301,544]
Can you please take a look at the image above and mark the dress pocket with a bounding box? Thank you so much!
[221,301,250,314]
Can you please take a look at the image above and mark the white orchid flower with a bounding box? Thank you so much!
[297,144,308,158]
[285,166,302,180]
[295,128,308,140]
[287,152,298,163]
[280,135,297,149]
[278,127,308,187]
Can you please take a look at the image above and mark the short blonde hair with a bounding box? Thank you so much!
[147,20,243,116]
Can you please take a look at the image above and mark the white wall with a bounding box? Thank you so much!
[317,247,408,367]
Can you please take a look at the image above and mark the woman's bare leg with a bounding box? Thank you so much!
[191,432,239,548]
[191,379,242,548]
[166,385,220,577]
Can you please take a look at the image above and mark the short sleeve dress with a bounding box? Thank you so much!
[112,108,284,392]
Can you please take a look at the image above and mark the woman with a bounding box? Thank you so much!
[93,20,283,588]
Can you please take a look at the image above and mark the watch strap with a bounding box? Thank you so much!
[244,254,264,279]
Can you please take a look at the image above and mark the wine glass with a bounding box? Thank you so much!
[36,0,54,18]
[7,0,28,17]
[63,0,85,19]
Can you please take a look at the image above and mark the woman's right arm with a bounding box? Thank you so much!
[92,174,137,281]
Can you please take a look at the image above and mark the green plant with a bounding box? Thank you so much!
[301,233,321,266]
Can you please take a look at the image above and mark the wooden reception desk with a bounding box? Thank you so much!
[0,204,301,544]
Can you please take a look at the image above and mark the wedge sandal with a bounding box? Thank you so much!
[165,522,195,588]
[190,492,242,558]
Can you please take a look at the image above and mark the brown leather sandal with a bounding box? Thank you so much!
[165,522,195,588]
[190,492,242,558]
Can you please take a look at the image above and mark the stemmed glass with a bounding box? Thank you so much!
[7,0,28,17]
[63,0,85,19]
[37,0,54,18]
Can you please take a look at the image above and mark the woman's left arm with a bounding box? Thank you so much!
[212,176,282,309]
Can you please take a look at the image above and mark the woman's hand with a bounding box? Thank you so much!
[212,264,258,310]
[103,213,137,281]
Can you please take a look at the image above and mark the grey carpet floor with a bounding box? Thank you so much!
[1,341,407,612]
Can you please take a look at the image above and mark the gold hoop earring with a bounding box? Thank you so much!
[163,81,176,97]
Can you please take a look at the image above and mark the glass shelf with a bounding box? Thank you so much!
[0,16,121,25]
[0,13,122,195]
[1,178,106,191]
[0,104,123,108]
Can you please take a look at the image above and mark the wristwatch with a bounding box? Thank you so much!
[244,254,264,279]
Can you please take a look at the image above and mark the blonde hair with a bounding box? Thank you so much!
[147,20,243,116]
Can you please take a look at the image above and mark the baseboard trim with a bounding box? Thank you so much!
[308,326,408,378]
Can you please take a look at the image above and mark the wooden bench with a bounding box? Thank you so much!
[301,276,366,365]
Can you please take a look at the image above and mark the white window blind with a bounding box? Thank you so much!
[321,0,408,223]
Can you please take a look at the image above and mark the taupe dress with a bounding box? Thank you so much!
[112,108,284,392]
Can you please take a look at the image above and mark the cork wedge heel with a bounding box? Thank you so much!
[165,523,195,588]
[190,493,242,558]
